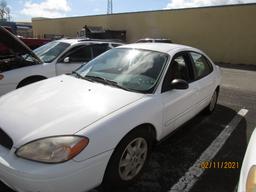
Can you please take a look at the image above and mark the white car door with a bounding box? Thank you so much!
[189,52,216,112]
[56,44,110,75]
[161,53,199,136]
[56,45,93,75]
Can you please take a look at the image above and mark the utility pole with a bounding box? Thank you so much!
[107,0,113,14]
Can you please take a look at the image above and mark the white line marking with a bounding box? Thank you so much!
[169,108,248,192]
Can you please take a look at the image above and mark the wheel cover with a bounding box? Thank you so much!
[209,91,217,111]
[118,137,148,181]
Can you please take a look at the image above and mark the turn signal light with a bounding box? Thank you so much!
[0,74,4,80]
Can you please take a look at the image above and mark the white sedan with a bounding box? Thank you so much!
[238,128,256,192]
[0,26,122,96]
[0,43,221,192]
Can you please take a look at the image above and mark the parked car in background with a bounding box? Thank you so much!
[0,43,221,192]
[0,26,123,96]
[0,26,51,53]
[238,128,256,192]
[136,38,172,43]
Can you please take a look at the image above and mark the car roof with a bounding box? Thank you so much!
[56,38,123,45]
[118,43,200,54]
[138,38,170,41]
[56,38,80,44]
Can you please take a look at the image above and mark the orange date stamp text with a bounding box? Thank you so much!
[200,161,239,169]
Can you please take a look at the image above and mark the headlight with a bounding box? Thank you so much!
[16,136,89,163]
[247,165,256,192]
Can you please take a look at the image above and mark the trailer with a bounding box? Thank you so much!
[79,25,126,42]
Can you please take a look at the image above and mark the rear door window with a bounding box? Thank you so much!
[190,52,213,80]
[92,44,110,58]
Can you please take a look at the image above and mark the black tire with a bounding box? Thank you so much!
[102,127,153,190]
[204,89,219,115]
[17,76,46,89]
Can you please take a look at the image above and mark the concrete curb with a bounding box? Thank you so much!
[216,63,256,71]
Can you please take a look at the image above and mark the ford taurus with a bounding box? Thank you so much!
[0,43,221,192]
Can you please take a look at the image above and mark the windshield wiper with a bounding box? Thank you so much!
[85,75,131,91]
[71,71,84,79]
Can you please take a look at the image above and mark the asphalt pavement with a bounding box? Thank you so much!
[1,66,256,192]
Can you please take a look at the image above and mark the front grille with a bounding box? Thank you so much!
[0,128,13,149]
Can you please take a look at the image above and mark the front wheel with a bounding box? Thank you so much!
[103,128,153,189]
[17,76,46,88]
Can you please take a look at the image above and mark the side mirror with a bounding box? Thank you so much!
[63,57,70,63]
[171,79,189,90]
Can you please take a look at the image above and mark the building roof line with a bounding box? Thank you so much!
[32,3,256,21]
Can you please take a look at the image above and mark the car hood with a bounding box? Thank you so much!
[0,26,42,63]
[0,75,144,147]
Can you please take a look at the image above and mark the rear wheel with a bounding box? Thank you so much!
[103,128,153,189]
[204,89,219,114]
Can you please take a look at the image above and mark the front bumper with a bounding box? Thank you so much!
[0,147,113,192]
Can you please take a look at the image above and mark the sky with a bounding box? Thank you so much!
[5,0,256,22]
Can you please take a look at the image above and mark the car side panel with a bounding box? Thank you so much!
[161,82,199,136]
[56,62,85,75]
[0,84,17,96]
[0,63,55,96]
[193,72,217,113]
[196,64,222,113]
[74,96,164,162]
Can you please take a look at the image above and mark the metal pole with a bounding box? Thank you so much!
[107,0,113,14]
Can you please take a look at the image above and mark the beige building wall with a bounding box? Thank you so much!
[32,4,256,65]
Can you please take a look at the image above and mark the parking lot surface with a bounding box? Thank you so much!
[1,67,255,192]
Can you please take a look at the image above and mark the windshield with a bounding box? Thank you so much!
[75,48,168,93]
[34,41,70,63]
